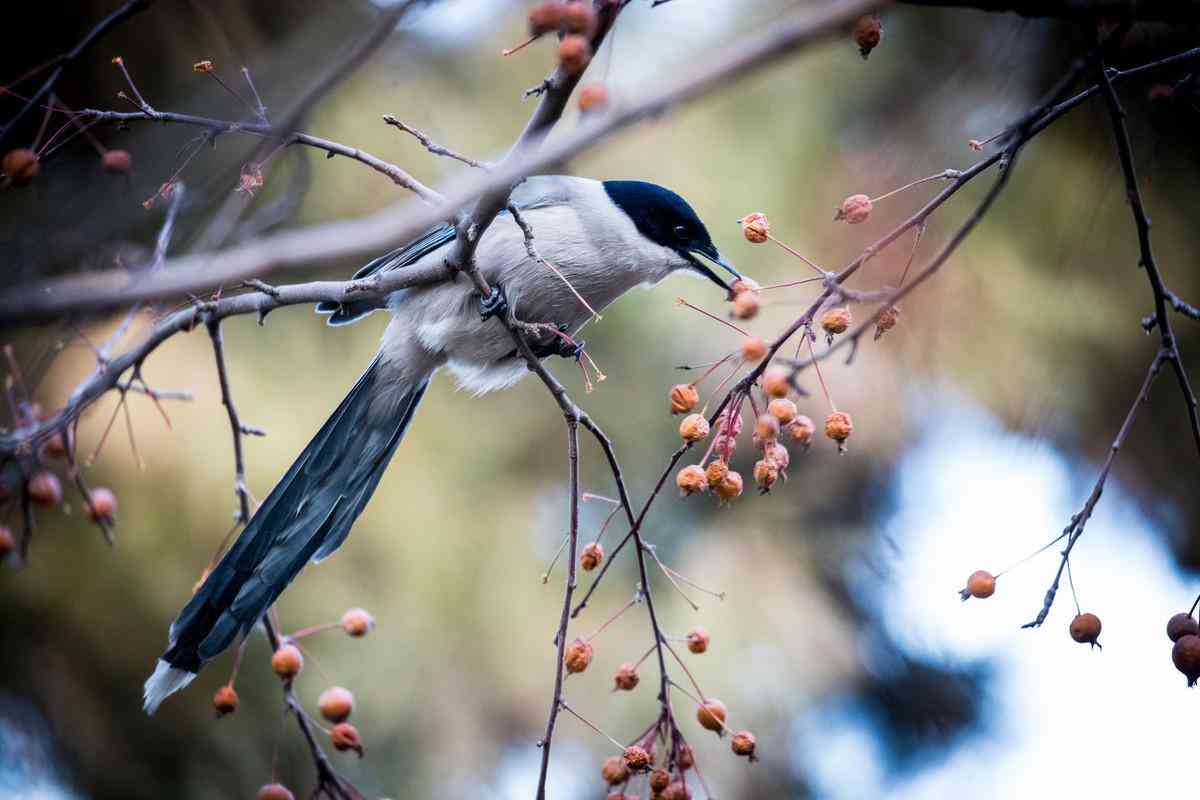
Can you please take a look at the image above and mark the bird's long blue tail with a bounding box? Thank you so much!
[144,356,426,714]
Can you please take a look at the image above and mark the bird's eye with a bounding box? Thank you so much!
[673,225,689,240]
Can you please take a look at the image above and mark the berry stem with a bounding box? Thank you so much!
[767,235,827,276]
[675,298,750,337]
[558,701,626,751]
[502,34,539,57]
[583,594,639,642]
[806,329,836,411]
[868,170,958,204]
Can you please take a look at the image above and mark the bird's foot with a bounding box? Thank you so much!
[478,284,509,321]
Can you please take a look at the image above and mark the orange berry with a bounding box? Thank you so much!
[713,471,743,502]
[670,383,700,415]
[256,784,295,800]
[731,729,757,759]
[564,637,593,673]
[662,782,692,800]
[28,471,62,507]
[768,398,797,425]
[741,336,767,363]
[650,768,670,793]
[3,148,40,187]
[87,487,117,523]
[613,662,639,691]
[730,277,760,296]
[1173,634,1200,686]
[705,459,729,489]
[686,627,710,654]
[580,541,604,571]
[558,35,591,76]
[562,1,596,34]
[271,644,303,679]
[874,304,900,339]
[964,570,996,600]
[824,411,853,446]
[579,82,608,113]
[740,212,770,244]
[101,149,132,174]
[696,697,727,733]
[766,441,790,472]
[731,290,760,320]
[763,366,791,399]
[212,684,239,716]
[43,431,67,458]
[786,415,815,446]
[330,722,364,757]
[341,607,375,637]
[821,307,851,336]
[602,754,631,785]
[1167,613,1200,642]
[318,686,354,723]
[836,193,872,224]
[753,458,779,491]
[1069,613,1102,647]
[676,465,707,496]
[676,744,695,769]
[853,14,882,58]
[527,1,564,34]
[623,744,651,771]
[754,413,779,443]
[679,413,710,443]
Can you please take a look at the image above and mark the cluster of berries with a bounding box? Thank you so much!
[961,571,1104,646]
[229,608,375,799]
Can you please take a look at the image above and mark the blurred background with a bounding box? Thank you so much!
[2,1,1199,798]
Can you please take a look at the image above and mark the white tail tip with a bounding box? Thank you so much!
[143,659,196,715]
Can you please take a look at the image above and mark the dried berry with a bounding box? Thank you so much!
[341,607,375,637]
[43,431,67,458]
[87,487,117,523]
[330,722,364,757]
[696,698,727,733]
[731,290,760,320]
[578,83,608,113]
[662,782,692,800]
[713,471,743,502]
[755,413,780,443]
[679,413,710,443]
[766,441,790,472]
[650,768,670,793]
[3,149,40,187]
[212,684,239,716]
[624,745,652,771]
[581,541,604,571]
[731,729,757,759]
[853,14,882,59]
[836,193,872,224]
[318,686,354,723]
[0,526,14,559]
[786,415,815,447]
[713,431,737,460]
[820,307,851,337]
[558,35,592,77]
[740,212,770,244]
[686,627,710,654]
[676,465,707,496]
[602,754,631,785]
[705,459,729,489]
[564,637,593,673]
[741,336,767,363]
[256,784,295,800]
[824,411,853,447]
[28,471,62,507]
[1069,613,1102,647]
[613,662,639,691]
[271,644,304,679]
[670,383,700,415]
[1173,634,1200,686]
[101,149,132,174]
[562,1,596,34]
[874,304,899,339]
[528,1,564,34]
[1167,613,1200,642]
[753,458,779,491]
[676,744,695,770]
[730,277,760,296]
[963,570,995,600]
[768,398,797,425]
[763,366,791,399]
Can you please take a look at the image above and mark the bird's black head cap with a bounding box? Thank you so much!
[603,180,741,292]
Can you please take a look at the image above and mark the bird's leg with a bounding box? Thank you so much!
[478,283,509,321]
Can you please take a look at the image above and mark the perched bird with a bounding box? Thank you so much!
[143,176,741,713]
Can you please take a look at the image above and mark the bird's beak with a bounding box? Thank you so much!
[687,246,743,294]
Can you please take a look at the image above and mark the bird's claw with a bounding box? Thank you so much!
[479,284,509,321]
